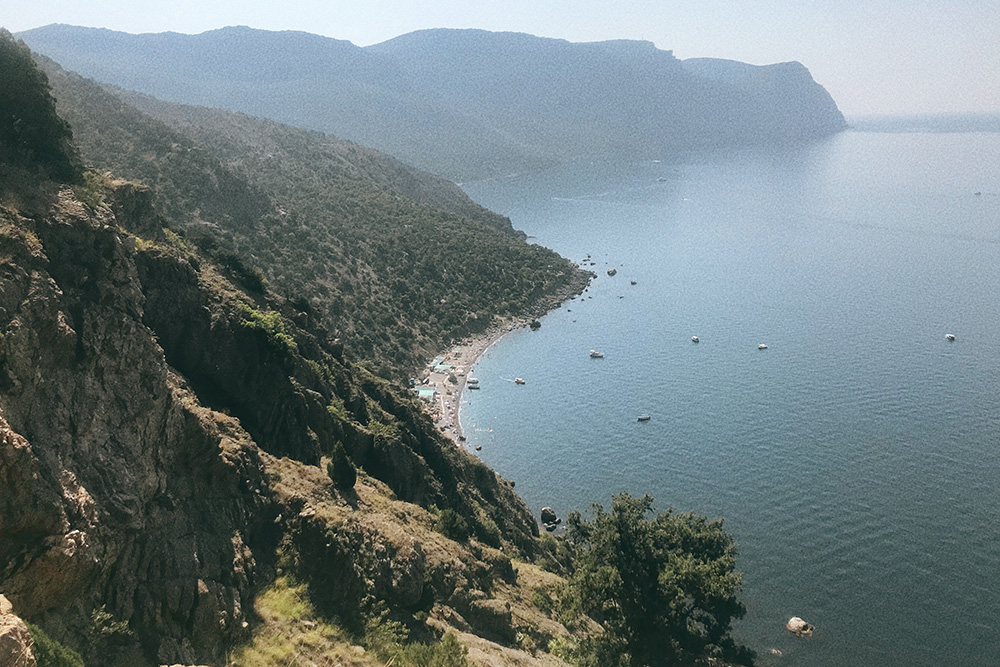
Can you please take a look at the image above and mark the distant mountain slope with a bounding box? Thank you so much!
[20,24,847,180]
[19,24,557,179]
[36,56,589,376]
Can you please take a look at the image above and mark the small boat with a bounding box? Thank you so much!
[691,336,699,343]
[945,333,956,341]
[514,377,525,384]
[467,384,480,390]
[758,343,768,350]
[637,414,651,422]
[590,349,605,358]
[467,377,479,385]
[607,268,617,276]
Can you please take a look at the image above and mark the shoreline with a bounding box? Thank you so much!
[417,316,533,445]
[417,275,593,447]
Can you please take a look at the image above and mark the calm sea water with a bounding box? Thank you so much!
[461,130,1000,666]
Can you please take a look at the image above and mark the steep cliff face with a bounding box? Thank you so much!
[0,179,550,665]
[0,184,280,664]
[681,57,848,141]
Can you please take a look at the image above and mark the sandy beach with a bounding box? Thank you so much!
[414,265,593,446]
[416,317,534,445]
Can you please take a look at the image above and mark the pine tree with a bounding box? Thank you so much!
[0,29,82,182]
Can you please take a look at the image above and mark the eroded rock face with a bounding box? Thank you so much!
[0,595,37,667]
[0,183,545,664]
[0,189,279,665]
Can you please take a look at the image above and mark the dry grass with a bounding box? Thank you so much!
[252,453,584,667]
[226,575,379,667]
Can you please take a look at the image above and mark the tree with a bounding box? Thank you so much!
[0,29,82,182]
[561,493,753,666]
[326,440,357,491]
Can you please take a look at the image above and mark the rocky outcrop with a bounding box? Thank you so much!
[0,180,545,664]
[0,595,36,667]
[786,616,814,636]
[0,189,279,664]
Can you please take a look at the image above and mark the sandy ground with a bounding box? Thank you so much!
[416,318,531,445]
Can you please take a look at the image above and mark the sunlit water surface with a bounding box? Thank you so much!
[460,131,1000,666]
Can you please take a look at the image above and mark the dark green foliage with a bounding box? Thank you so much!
[216,250,267,293]
[561,493,753,667]
[26,622,85,667]
[88,604,133,652]
[237,301,297,352]
[365,606,468,666]
[34,58,590,376]
[0,30,81,182]
[326,441,357,490]
[434,508,471,542]
[535,532,573,575]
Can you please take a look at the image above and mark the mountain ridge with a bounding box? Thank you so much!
[19,24,847,180]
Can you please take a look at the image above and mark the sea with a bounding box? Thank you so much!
[459,125,1000,666]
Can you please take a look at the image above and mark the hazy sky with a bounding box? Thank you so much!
[3,1,998,116]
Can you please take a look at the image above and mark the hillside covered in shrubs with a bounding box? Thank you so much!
[35,53,590,377]
[0,30,752,667]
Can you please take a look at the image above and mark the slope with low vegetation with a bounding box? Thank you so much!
[0,31,753,667]
[35,55,590,378]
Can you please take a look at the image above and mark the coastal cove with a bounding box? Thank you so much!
[459,130,1000,666]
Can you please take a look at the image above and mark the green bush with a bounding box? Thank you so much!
[364,606,468,666]
[26,622,84,667]
[560,493,753,667]
[434,509,471,542]
[326,441,356,490]
[237,301,296,352]
[326,396,348,422]
[367,419,401,441]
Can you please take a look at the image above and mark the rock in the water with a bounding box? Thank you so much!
[786,616,814,636]
[540,507,558,524]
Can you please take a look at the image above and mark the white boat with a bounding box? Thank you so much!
[637,414,651,422]
[467,377,479,385]
[758,343,768,350]
[514,377,525,384]
[691,336,699,343]
[945,333,956,341]
[590,349,605,358]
